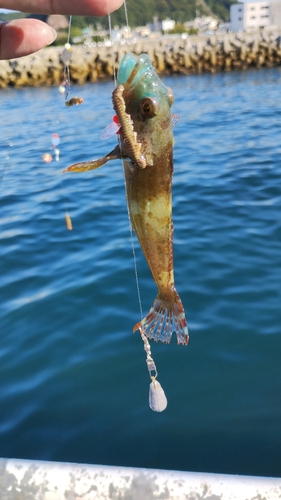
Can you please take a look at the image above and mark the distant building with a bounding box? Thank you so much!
[230,0,281,31]
[185,16,218,32]
[134,26,152,37]
[162,19,175,32]
[270,1,281,27]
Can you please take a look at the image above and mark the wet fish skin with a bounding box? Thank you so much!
[64,53,188,345]
[114,54,188,345]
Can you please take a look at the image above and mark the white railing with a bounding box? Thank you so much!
[0,458,280,499]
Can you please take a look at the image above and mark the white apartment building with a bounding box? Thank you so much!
[230,1,271,31]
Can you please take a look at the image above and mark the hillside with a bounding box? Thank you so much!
[106,0,237,24]
[78,0,237,26]
[0,0,237,28]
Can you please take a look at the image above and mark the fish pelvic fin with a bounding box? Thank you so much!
[133,290,188,345]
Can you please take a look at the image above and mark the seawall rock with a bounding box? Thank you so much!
[0,30,281,88]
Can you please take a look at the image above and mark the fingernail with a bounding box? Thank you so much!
[48,27,57,44]
[44,26,57,45]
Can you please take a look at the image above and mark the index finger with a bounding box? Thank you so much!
[0,0,124,16]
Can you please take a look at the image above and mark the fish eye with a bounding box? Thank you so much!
[139,98,158,118]
[166,87,174,106]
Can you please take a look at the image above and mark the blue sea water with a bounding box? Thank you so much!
[0,66,280,477]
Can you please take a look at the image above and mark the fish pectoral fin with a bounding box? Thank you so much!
[63,146,122,173]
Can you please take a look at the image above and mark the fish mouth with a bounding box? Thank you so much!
[112,54,154,169]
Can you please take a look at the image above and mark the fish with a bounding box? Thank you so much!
[63,53,188,345]
[65,97,84,107]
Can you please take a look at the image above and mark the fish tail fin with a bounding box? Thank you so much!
[133,290,188,345]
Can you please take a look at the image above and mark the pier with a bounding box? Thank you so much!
[1,30,281,88]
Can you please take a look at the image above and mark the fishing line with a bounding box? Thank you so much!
[107,9,118,88]
[60,16,73,230]
[59,17,84,109]
[0,141,14,191]
[123,1,130,31]
[58,14,84,230]
[64,23,71,101]
[59,15,72,101]
[107,3,168,412]
[0,142,16,225]
[106,3,143,320]
[107,3,143,321]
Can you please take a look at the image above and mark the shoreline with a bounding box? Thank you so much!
[0,29,281,88]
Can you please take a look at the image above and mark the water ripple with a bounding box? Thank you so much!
[0,68,280,475]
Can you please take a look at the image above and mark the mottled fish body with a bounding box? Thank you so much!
[64,54,188,345]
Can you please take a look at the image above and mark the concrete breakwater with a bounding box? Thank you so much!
[1,29,281,88]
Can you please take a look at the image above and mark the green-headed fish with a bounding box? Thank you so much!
[64,53,188,345]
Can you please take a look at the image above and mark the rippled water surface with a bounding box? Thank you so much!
[0,67,281,477]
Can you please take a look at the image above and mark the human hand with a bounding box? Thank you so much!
[0,0,124,60]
